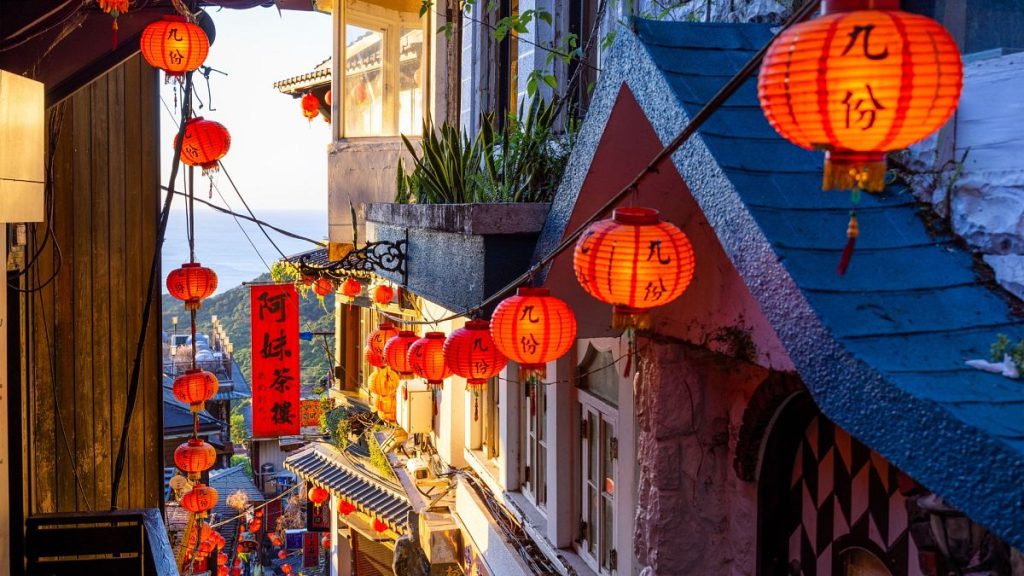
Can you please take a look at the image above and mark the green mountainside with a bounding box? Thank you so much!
[162,273,335,385]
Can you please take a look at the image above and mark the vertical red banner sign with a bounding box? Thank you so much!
[302,532,320,568]
[251,284,300,437]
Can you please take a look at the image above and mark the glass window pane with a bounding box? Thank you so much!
[398,27,425,135]
[602,496,614,569]
[578,345,619,407]
[345,24,385,137]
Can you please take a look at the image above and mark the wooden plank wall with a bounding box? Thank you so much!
[23,53,162,515]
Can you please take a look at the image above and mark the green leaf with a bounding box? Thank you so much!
[543,73,558,90]
[536,9,552,25]
[419,0,431,17]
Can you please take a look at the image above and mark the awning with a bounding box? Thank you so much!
[284,442,411,533]
[211,389,250,402]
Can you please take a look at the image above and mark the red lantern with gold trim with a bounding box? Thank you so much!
[444,320,508,395]
[384,331,419,378]
[758,0,962,192]
[574,208,695,329]
[313,277,335,297]
[167,263,218,311]
[341,277,362,299]
[172,368,219,413]
[308,485,329,509]
[301,93,320,122]
[491,288,576,381]
[181,483,218,517]
[174,438,216,478]
[140,16,210,77]
[368,323,399,358]
[373,285,394,305]
[176,117,231,175]
[408,333,451,390]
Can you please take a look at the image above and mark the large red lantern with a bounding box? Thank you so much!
[181,483,219,517]
[384,331,419,378]
[758,0,962,193]
[373,285,394,305]
[308,485,329,509]
[167,263,218,310]
[444,320,508,394]
[408,333,451,390]
[491,288,576,381]
[341,277,362,299]
[140,16,210,77]
[368,323,399,357]
[176,117,231,175]
[174,438,216,477]
[313,277,335,297]
[574,208,694,329]
[172,368,219,413]
[301,93,320,122]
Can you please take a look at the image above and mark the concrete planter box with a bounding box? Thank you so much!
[365,202,551,313]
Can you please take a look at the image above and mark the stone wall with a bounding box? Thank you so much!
[633,337,769,576]
[640,0,795,23]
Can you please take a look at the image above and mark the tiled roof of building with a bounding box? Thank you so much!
[209,465,265,557]
[162,385,224,436]
[539,19,1024,549]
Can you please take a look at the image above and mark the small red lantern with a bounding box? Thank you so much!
[181,484,219,517]
[217,552,228,566]
[249,519,261,533]
[278,550,287,560]
[341,277,362,299]
[373,285,394,305]
[321,535,331,548]
[384,331,419,378]
[372,518,388,534]
[301,93,320,122]
[325,90,333,107]
[313,277,335,297]
[282,564,293,575]
[175,117,231,175]
[218,567,229,576]
[174,438,216,477]
[491,288,576,381]
[140,16,210,77]
[254,509,264,518]
[574,208,694,329]
[408,333,451,390]
[365,348,385,369]
[166,263,218,310]
[759,0,962,192]
[308,485,330,509]
[231,569,241,576]
[443,320,508,394]
[338,499,356,516]
[172,368,219,413]
[368,323,399,357]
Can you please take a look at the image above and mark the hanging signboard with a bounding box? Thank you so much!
[251,284,300,437]
[303,532,320,568]
[306,499,331,532]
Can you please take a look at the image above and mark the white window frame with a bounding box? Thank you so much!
[577,389,617,574]
[522,375,547,509]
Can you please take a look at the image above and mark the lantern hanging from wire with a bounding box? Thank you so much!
[338,499,356,516]
[368,323,399,358]
[384,331,419,378]
[313,277,335,297]
[278,550,287,560]
[341,277,362,299]
[365,347,385,369]
[372,518,388,534]
[373,284,394,306]
[301,93,320,122]
[174,438,217,478]
[172,368,219,413]
[167,263,218,310]
[370,366,400,397]
[408,332,451,391]
[140,16,210,78]
[176,117,231,175]
[444,320,508,395]
[282,564,293,575]
[574,208,695,329]
[181,483,219,517]
[249,519,261,532]
[325,90,333,107]
[308,485,330,509]
[491,288,577,381]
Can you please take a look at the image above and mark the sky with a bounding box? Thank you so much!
[158,6,333,212]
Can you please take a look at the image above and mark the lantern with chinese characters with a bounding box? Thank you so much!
[174,438,216,478]
[408,333,451,390]
[574,208,695,329]
[301,93,320,122]
[370,367,400,397]
[172,368,219,413]
[758,0,962,193]
[338,499,356,515]
[167,263,218,310]
[491,288,576,381]
[372,518,388,534]
[368,323,399,357]
[308,485,329,509]
[176,117,231,175]
[313,277,335,297]
[181,483,218,517]
[373,285,394,305]
[444,320,508,395]
[365,347,385,369]
[140,16,210,77]
[341,277,362,299]
[384,331,419,378]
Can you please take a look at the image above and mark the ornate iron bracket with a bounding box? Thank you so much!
[294,240,407,284]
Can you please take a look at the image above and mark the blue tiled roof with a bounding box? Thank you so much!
[549,19,1024,547]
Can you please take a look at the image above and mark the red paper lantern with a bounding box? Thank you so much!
[140,16,210,77]
[313,277,335,297]
[408,333,451,390]
[384,331,419,378]
[444,320,508,394]
[301,93,320,122]
[372,518,388,533]
[175,117,231,175]
[574,208,695,329]
[341,277,362,298]
[758,0,962,192]
[231,569,241,576]
[282,564,293,575]
[174,438,216,477]
[365,347,385,369]
[368,323,399,357]
[166,262,218,311]
[254,509,264,518]
[248,519,261,533]
[217,552,228,566]
[278,550,287,560]
[218,567,229,576]
[325,90,333,107]
[181,484,219,517]
[338,499,356,515]
[321,536,331,548]
[172,368,219,412]
[308,485,330,508]
[491,288,576,381]
[373,285,394,305]
[370,367,400,397]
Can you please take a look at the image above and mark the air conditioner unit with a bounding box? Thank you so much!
[396,381,432,434]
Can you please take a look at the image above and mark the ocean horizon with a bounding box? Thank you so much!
[162,206,327,294]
